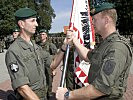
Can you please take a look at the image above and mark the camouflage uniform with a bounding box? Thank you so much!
[88,32,132,99]
[5,37,52,100]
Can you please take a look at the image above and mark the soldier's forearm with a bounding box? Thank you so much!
[50,44,67,71]
[17,85,39,100]
[73,38,90,61]
[69,85,105,100]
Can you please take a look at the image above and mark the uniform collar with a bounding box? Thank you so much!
[16,37,39,51]
[104,31,119,42]
[41,40,49,45]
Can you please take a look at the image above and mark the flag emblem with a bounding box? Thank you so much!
[69,0,95,87]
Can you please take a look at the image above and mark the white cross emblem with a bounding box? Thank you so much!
[11,64,19,72]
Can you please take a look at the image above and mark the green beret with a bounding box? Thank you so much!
[13,27,20,32]
[39,29,47,34]
[15,7,37,21]
[91,2,115,16]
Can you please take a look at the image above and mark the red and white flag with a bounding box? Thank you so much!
[69,0,95,87]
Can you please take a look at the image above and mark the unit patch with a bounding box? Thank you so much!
[10,63,19,73]
[103,60,116,75]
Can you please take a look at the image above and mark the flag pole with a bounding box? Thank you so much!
[60,44,70,87]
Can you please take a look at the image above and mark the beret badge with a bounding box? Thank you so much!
[90,8,96,15]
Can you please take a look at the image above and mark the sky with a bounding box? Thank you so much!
[49,0,72,33]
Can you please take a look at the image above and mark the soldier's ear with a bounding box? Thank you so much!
[104,15,110,27]
[18,20,24,29]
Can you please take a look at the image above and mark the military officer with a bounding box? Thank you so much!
[39,29,57,99]
[5,7,52,100]
[55,2,132,100]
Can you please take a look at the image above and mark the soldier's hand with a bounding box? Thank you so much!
[52,69,57,76]
[56,87,68,100]
[65,29,75,46]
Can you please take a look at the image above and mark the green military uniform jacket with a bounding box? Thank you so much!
[5,37,52,99]
[39,40,57,98]
[40,40,57,55]
[88,32,132,100]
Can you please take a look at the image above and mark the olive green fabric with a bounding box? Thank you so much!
[65,46,81,90]
[0,40,4,53]
[65,47,75,90]
[39,40,57,98]
[39,29,47,34]
[5,37,52,99]
[40,40,57,55]
[13,27,20,32]
[90,2,114,16]
[15,7,37,21]
[87,32,132,99]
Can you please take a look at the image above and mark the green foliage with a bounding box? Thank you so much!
[0,0,28,35]
[34,0,56,32]
[0,0,55,36]
[107,0,133,34]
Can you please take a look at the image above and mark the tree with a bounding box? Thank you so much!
[34,0,56,32]
[107,0,133,34]
[0,0,28,36]
[0,0,55,36]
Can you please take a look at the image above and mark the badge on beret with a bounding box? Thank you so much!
[10,63,19,73]
[90,8,96,15]
[103,60,115,75]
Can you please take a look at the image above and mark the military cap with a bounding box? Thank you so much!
[15,7,37,21]
[91,2,115,16]
[13,27,20,32]
[39,29,47,34]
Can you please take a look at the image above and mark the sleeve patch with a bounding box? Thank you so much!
[103,60,116,76]
[10,63,19,73]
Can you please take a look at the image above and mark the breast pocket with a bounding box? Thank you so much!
[23,54,40,84]
[28,65,40,84]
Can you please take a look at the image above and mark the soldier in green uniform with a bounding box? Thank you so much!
[1,39,5,52]
[5,8,52,100]
[39,29,57,99]
[56,2,132,100]
[0,39,3,53]
[39,29,57,55]
[12,27,20,40]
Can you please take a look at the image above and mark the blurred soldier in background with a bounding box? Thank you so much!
[39,29,57,55]
[12,27,20,40]
[39,29,57,99]
[0,38,4,53]
[5,34,14,49]
[5,27,20,49]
